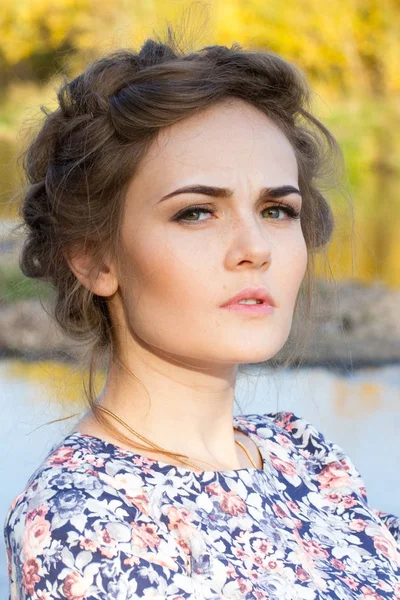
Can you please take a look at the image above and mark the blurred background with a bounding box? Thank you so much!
[1,0,400,593]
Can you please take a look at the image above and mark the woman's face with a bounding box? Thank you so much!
[112,98,307,367]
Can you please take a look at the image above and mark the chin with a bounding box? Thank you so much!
[227,344,286,365]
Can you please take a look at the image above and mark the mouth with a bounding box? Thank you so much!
[220,301,274,315]
[220,285,277,310]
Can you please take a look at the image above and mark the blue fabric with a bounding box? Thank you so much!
[4,411,400,599]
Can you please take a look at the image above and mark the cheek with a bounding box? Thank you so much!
[124,234,206,311]
[277,232,308,284]
[296,235,308,280]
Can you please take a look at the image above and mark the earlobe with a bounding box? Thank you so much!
[88,263,119,298]
[63,248,119,297]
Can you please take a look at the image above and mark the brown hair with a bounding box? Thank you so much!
[15,21,350,461]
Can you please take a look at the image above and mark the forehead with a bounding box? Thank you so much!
[131,98,298,196]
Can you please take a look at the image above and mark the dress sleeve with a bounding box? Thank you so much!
[4,472,195,599]
[371,510,400,544]
[266,411,400,544]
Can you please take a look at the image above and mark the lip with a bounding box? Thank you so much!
[220,285,276,308]
[220,302,274,315]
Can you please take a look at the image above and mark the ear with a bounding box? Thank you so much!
[63,246,119,297]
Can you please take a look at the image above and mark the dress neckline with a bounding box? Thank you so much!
[63,414,266,477]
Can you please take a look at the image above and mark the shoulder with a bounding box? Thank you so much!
[3,436,191,599]
[3,433,139,559]
[255,411,400,545]
[240,410,347,456]
[242,410,355,457]
[240,411,368,497]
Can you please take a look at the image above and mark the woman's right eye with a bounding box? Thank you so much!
[174,205,214,223]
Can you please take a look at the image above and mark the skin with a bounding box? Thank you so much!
[68,97,308,471]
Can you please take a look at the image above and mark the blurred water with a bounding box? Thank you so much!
[1,358,400,595]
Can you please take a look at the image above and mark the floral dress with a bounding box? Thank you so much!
[3,411,400,599]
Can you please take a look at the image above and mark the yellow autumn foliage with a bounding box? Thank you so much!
[0,0,399,96]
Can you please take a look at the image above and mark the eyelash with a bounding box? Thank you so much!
[172,202,301,225]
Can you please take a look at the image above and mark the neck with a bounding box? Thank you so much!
[86,350,245,468]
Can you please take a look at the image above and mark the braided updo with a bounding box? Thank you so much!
[17,25,346,447]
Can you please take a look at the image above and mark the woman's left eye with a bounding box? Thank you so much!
[173,203,301,224]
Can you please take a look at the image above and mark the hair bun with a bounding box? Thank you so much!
[138,39,177,66]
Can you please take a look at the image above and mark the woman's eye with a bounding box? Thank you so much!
[175,207,214,223]
[173,204,301,224]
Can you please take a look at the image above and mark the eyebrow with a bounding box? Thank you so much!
[157,184,302,203]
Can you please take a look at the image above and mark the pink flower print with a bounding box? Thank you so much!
[131,522,161,552]
[101,530,112,544]
[85,455,104,468]
[339,575,359,590]
[252,538,273,555]
[165,506,201,543]
[326,492,342,503]
[98,528,118,559]
[373,534,400,564]
[167,506,194,528]
[226,562,239,579]
[22,558,41,596]
[300,448,312,459]
[237,577,253,594]
[360,585,385,599]
[140,551,180,571]
[62,571,92,600]
[302,539,329,559]
[272,503,289,518]
[279,412,294,428]
[123,555,142,567]
[79,535,98,552]
[265,559,283,572]
[349,518,367,532]
[176,536,190,556]
[270,455,297,477]
[287,500,301,514]
[166,506,198,541]
[127,490,150,516]
[26,505,49,523]
[23,514,51,558]
[293,518,303,529]
[331,558,346,571]
[316,462,352,489]
[205,482,226,496]
[342,495,358,508]
[233,546,249,561]
[248,568,262,583]
[132,455,154,468]
[253,554,264,568]
[275,433,292,448]
[292,528,317,573]
[377,579,393,592]
[296,567,310,582]
[220,492,247,516]
[48,446,75,466]
[254,591,269,599]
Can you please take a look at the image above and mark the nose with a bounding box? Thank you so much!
[230,214,272,268]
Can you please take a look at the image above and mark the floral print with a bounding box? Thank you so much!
[3,411,400,599]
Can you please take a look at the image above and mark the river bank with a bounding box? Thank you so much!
[1,279,399,370]
[1,219,400,369]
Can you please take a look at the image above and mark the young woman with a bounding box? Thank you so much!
[4,26,400,600]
